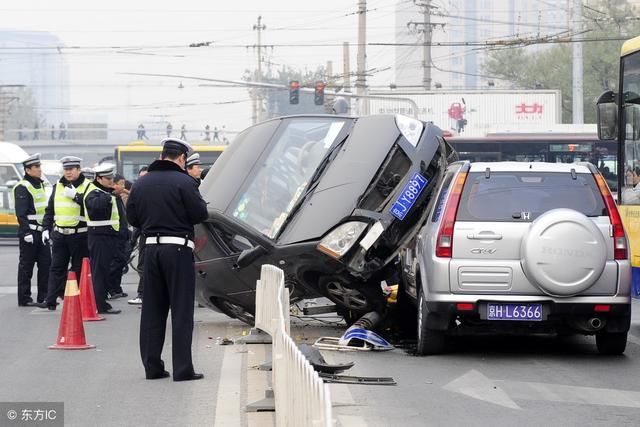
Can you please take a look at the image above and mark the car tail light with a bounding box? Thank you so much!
[435,172,467,257]
[594,174,628,260]
[456,303,474,311]
[594,304,611,312]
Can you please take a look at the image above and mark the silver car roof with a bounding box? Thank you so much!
[468,161,593,173]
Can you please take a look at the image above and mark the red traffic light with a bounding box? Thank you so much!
[315,81,325,91]
[290,80,300,89]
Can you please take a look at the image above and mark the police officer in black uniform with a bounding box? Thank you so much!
[14,153,51,306]
[185,153,202,186]
[40,156,90,310]
[126,138,208,381]
[84,164,121,314]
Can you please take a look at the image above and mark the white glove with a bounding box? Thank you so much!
[23,234,34,244]
[42,230,50,245]
[63,186,77,199]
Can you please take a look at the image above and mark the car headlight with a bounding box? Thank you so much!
[317,221,368,259]
[395,114,424,147]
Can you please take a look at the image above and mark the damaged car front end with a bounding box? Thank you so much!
[194,114,454,322]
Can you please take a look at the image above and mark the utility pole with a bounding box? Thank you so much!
[343,42,351,93]
[355,0,369,115]
[252,16,267,124]
[571,0,584,124]
[409,0,440,91]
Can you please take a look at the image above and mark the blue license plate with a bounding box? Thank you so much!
[487,303,543,321]
[389,173,428,220]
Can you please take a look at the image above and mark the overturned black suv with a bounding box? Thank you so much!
[193,114,454,323]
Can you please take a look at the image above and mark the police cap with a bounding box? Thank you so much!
[81,167,95,180]
[186,153,201,168]
[60,156,82,169]
[22,153,41,168]
[161,138,192,155]
[93,163,116,179]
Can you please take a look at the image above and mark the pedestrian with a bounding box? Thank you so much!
[33,121,39,140]
[204,125,211,142]
[107,173,131,300]
[59,122,66,140]
[128,167,149,306]
[212,126,220,143]
[220,125,228,144]
[83,164,122,314]
[13,153,51,307]
[180,124,187,140]
[39,156,91,311]
[50,125,55,140]
[166,123,173,138]
[137,124,148,140]
[126,138,208,381]
[185,153,202,185]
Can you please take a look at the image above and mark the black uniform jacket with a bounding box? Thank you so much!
[126,160,208,240]
[85,181,118,236]
[43,174,88,232]
[14,174,46,236]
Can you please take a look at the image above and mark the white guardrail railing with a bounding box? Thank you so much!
[255,264,333,427]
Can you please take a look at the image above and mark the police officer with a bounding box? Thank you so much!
[40,156,90,310]
[14,153,51,307]
[126,138,208,381]
[84,164,121,314]
[185,153,202,185]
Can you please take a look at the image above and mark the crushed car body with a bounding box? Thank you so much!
[194,114,455,322]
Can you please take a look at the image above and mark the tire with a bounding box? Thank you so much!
[521,208,607,296]
[416,290,446,355]
[319,276,384,314]
[595,332,627,355]
[213,298,255,326]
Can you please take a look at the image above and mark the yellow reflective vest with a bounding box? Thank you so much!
[83,183,120,232]
[53,180,90,227]
[13,179,48,225]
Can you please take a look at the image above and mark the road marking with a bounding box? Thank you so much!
[445,369,640,409]
[213,335,243,427]
[443,369,520,410]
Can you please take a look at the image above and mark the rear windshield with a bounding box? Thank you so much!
[456,171,607,222]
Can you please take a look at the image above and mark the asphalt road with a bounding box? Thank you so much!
[1,242,639,426]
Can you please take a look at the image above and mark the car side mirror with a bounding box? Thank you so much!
[233,245,268,270]
[596,90,617,141]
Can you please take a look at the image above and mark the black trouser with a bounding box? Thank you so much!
[108,235,130,295]
[45,231,88,306]
[17,231,51,305]
[88,233,118,312]
[140,244,195,380]
[136,238,145,297]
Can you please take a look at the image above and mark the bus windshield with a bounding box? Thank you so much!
[620,51,640,205]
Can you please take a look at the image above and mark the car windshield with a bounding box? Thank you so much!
[228,118,347,239]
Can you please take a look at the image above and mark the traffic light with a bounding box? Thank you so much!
[314,81,325,106]
[289,80,300,105]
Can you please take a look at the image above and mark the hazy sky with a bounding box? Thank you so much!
[0,0,407,136]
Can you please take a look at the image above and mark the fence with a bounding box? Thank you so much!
[254,264,332,427]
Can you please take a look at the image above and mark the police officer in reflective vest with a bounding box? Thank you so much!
[185,152,202,185]
[84,163,121,314]
[126,138,208,381]
[40,156,90,310]
[13,153,51,306]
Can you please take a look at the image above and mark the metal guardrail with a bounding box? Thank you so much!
[255,264,332,427]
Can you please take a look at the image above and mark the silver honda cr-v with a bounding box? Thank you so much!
[401,161,632,355]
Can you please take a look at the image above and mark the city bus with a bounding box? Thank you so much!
[447,130,618,192]
[114,144,226,182]
[597,34,640,298]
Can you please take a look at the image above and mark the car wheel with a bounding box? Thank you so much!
[595,332,627,355]
[320,277,383,313]
[416,290,446,355]
[213,298,255,326]
[521,208,607,296]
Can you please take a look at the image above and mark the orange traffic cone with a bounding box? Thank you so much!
[49,271,96,350]
[79,258,105,322]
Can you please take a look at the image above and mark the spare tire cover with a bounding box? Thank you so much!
[521,208,607,296]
